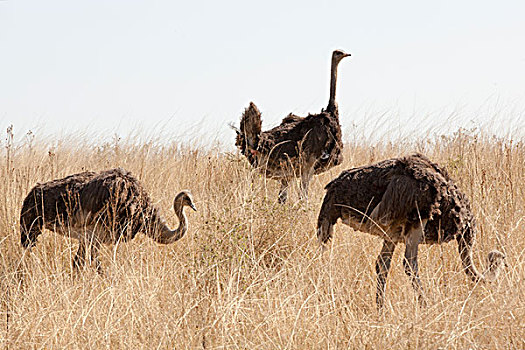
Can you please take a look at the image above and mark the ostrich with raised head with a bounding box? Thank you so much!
[317,153,506,308]
[235,50,351,203]
[20,168,196,272]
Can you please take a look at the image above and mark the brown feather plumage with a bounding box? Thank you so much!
[20,168,158,247]
[20,168,196,271]
[317,153,505,308]
[319,153,468,244]
[235,50,350,202]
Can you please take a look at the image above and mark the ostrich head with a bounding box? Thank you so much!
[332,50,351,64]
[487,250,506,268]
[174,191,197,212]
[484,250,506,280]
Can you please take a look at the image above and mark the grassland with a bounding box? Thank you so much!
[0,126,524,349]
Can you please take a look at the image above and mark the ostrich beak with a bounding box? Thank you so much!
[343,53,351,58]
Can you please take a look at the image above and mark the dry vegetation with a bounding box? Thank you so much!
[0,125,524,349]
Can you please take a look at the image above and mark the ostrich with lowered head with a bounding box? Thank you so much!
[317,153,506,309]
[20,168,196,272]
[235,50,351,203]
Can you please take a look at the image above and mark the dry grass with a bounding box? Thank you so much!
[0,126,524,349]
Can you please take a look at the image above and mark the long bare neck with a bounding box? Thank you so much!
[327,56,341,113]
[458,226,504,283]
[150,205,187,244]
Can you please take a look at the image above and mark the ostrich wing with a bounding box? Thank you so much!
[258,113,334,168]
[78,170,151,241]
[369,175,430,227]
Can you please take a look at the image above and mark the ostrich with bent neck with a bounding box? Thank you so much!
[317,153,506,309]
[20,168,196,272]
[235,50,350,203]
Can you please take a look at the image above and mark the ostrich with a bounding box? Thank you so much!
[317,153,506,308]
[234,50,351,203]
[20,168,196,272]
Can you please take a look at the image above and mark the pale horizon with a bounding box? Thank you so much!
[1,0,524,144]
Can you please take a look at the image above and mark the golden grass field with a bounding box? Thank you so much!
[0,126,524,349]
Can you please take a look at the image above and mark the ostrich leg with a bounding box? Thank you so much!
[376,240,396,309]
[278,179,289,204]
[299,165,314,201]
[73,233,102,273]
[89,239,102,273]
[72,240,87,270]
[403,220,427,306]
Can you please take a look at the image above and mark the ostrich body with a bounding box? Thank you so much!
[317,153,505,308]
[20,168,196,271]
[235,50,351,203]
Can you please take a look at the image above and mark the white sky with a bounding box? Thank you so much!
[1,0,524,144]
